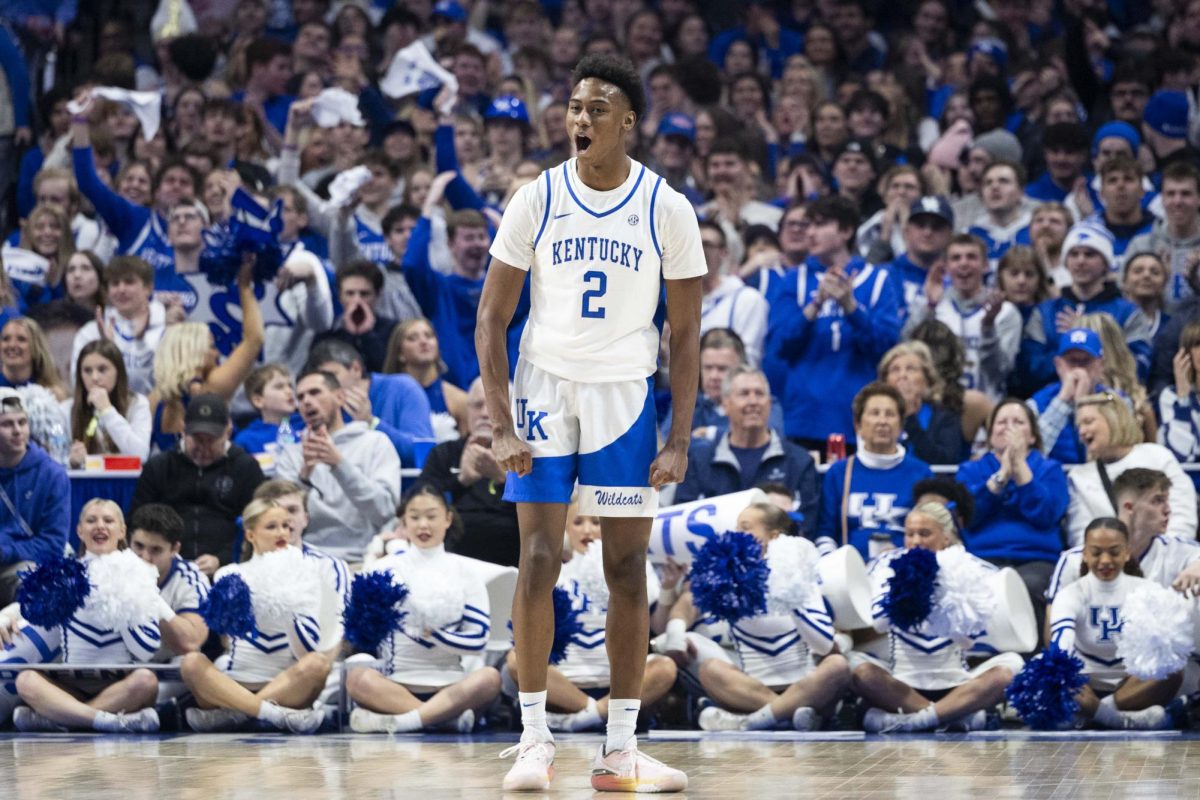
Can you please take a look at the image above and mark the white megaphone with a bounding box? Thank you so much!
[974,567,1038,654]
[646,489,766,566]
[817,545,875,630]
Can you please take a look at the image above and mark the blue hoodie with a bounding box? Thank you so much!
[957,450,1068,563]
[0,443,70,565]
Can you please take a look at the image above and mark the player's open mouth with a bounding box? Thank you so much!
[575,135,591,152]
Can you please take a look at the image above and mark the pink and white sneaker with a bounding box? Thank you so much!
[499,738,556,791]
[590,741,688,793]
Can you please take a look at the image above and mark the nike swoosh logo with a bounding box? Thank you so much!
[553,212,573,219]
[522,703,538,707]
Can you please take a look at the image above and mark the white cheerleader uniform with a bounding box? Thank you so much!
[866,546,1024,691]
[1049,571,1151,691]
[1046,535,1200,602]
[369,545,490,690]
[728,577,835,690]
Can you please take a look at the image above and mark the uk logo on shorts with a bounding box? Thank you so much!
[515,399,549,442]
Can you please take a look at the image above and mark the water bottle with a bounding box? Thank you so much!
[47,418,70,466]
[275,416,298,449]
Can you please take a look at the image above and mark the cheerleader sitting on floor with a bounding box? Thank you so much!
[346,486,501,733]
[1047,517,1182,730]
[503,500,678,732]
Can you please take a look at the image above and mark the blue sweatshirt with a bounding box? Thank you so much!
[233,418,282,456]
[72,146,174,271]
[815,449,932,559]
[957,450,1068,563]
[766,256,901,442]
[368,371,434,446]
[0,443,69,565]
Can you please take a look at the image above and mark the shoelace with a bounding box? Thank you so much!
[499,741,554,761]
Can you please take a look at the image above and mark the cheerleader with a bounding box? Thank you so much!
[126,504,210,660]
[853,502,1021,732]
[10,499,163,732]
[696,503,849,732]
[504,503,677,732]
[346,486,501,733]
[1047,517,1180,730]
[179,500,331,734]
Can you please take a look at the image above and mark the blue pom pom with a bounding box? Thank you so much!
[201,574,257,639]
[880,547,939,631]
[688,532,769,624]
[16,556,90,628]
[343,571,409,653]
[198,191,288,287]
[1006,644,1086,730]
[550,586,584,665]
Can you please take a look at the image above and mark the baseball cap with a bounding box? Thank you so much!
[1058,328,1103,359]
[184,394,230,437]
[432,0,467,22]
[656,113,696,143]
[0,388,23,415]
[833,138,878,174]
[484,95,530,126]
[908,195,954,228]
[1062,222,1114,269]
[1144,91,1189,140]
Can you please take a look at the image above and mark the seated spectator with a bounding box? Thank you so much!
[415,378,520,567]
[0,388,69,605]
[675,366,819,535]
[1025,122,1090,204]
[1158,320,1200,488]
[131,394,265,576]
[1121,252,1169,346]
[695,502,848,732]
[879,341,966,465]
[383,318,469,443]
[10,500,162,733]
[853,502,1019,733]
[699,138,784,262]
[127,504,211,661]
[376,203,423,324]
[62,339,151,466]
[996,245,1055,330]
[815,383,932,558]
[1127,161,1200,307]
[276,369,401,563]
[766,196,901,451]
[69,256,166,396]
[905,233,1020,402]
[180,500,330,734]
[1,317,67,400]
[1026,203,1071,288]
[957,399,1068,632]
[346,487,500,734]
[1045,518,1181,731]
[62,250,105,315]
[829,138,882,220]
[307,339,434,465]
[311,260,398,374]
[1089,156,1154,269]
[1019,222,1151,391]
[697,221,769,366]
[233,363,297,459]
[1028,329,1124,466]
[13,203,73,308]
[907,318,994,448]
[857,165,925,264]
[883,195,954,321]
[967,160,1031,267]
[1066,392,1196,547]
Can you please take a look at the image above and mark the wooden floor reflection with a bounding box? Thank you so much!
[3,731,1200,799]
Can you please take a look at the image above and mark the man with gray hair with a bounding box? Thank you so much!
[673,366,818,533]
[0,388,69,604]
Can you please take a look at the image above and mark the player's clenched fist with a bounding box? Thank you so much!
[491,428,533,477]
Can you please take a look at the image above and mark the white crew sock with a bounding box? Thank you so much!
[519,690,553,742]
[664,619,687,652]
[606,699,640,753]
[1094,695,1123,728]
[744,704,778,731]
[392,709,424,732]
[256,700,287,727]
[568,697,604,731]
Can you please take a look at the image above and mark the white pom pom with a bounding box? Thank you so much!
[402,568,466,635]
[1116,582,1194,680]
[766,535,819,615]
[924,548,997,640]
[240,548,321,629]
[571,541,610,609]
[84,550,162,630]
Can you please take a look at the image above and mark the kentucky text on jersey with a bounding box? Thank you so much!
[550,236,645,271]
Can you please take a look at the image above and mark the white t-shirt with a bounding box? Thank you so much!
[489,158,706,383]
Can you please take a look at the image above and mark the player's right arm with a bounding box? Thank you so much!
[476,260,530,475]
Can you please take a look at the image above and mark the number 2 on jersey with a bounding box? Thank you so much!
[581,270,607,319]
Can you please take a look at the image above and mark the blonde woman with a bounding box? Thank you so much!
[148,267,262,454]
[1076,312,1155,442]
[879,341,967,464]
[15,204,74,307]
[0,317,67,400]
[1066,393,1197,547]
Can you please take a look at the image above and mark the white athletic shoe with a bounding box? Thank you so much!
[274,704,325,734]
[449,709,475,733]
[499,738,556,791]
[697,706,748,731]
[111,708,160,733]
[349,708,399,734]
[791,707,819,732]
[862,708,910,733]
[12,706,67,732]
[941,710,987,732]
[185,706,249,732]
[1115,705,1170,731]
[590,741,688,793]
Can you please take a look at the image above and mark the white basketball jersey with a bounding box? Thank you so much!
[489,158,706,383]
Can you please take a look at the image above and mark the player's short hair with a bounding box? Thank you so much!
[982,159,1026,186]
[254,478,309,507]
[129,503,184,545]
[447,209,488,239]
[155,157,200,193]
[1099,154,1142,182]
[383,203,421,233]
[805,195,860,234]
[851,382,905,426]
[570,53,646,120]
[721,364,767,398]
[307,339,365,371]
[946,233,988,264]
[244,362,291,401]
[1162,161,1200,193]
[1112,468,1171,502]
[336,259,384,294]
[105,255,154,288]
[700,327,745,359]
[296,368,341,391]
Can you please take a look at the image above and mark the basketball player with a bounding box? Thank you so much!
[477,54,705,792]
